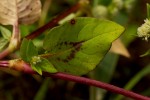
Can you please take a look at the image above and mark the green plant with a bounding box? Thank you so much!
[0,0,150,100]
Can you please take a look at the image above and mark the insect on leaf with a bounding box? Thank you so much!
[43,17,125,75]
[0,0,41,25]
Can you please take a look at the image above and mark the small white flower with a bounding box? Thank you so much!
[108,0,123,16]
[137,19,150,41]
[112,0,123,9]
[92,5,108,18]
[31,56,41,65]
[110,7,119,16]
[124,0,135,13]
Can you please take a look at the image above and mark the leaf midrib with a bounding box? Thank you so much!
[42,28,123,59]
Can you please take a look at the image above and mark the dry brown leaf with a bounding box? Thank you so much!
[110,39,130,58]
[0,0,41,25]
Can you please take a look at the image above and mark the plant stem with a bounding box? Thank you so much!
[0,22,20,59]
[147,3,150,19]
[0,60,9,67]
[0,48,11,59]
[26,2,81,39]
[0,60,150,100]
[39,53,55,58]
[44,72,150,100]
[38,0,52,27]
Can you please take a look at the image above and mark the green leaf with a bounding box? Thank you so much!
[20,38,38,62]
[43,17,125,75]
[27,40,38,61]
[31,57,57,75]
[31,64,42,75]
[20,39,57,74]
[37,58,57,73]
[0,26,11,40]
[0,38,9,51]
[20,38,29,61]
[94,53,119,82]
[89,53,119,100]
[140,49,150,57]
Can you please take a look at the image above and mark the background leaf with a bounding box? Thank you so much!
[0,0,41,25]
[0,38,9,52]
[43,17,124,75]
[140,49,150,57]
[20,38,29,61]
[90,52,119,100]
[0,26,11,40]
[0,26,10,51]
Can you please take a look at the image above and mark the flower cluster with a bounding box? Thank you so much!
[109,0,123,16]
[124,0,135,13]
[92,5,108,18]
[112,0,123,9]
[31,56,41,65]
[137,19,150,41]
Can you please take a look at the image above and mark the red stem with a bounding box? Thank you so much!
[0,60,149,100]
[0,48,11,59]
[44,72,150,100]
[26,2,81,39]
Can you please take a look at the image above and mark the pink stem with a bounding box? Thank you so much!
[0,61,9,67]
[0,48,11,59]
[0,60,149,100]
[44,72,150,100]
[0,22,20,59]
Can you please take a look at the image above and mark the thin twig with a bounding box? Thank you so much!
[0,48,11,59]
[38,0,52,26]
[26,2,81,39]
[0,61,9,66]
